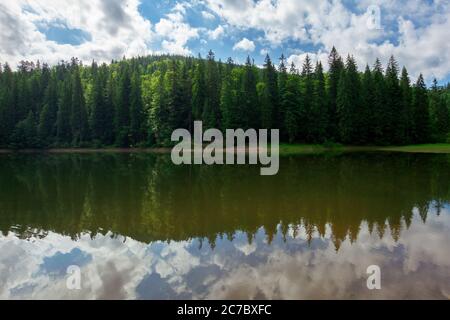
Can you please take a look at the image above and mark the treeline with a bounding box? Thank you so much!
[0,48,449,148]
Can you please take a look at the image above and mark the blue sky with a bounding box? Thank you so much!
[0,0,449,84]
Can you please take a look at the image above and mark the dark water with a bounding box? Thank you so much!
[0,152,449,299]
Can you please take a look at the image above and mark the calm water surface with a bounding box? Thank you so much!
[0,152,449,299]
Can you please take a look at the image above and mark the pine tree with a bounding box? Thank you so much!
[311,62,328,143]
[412,74,431,143]
[192,57,206,121]
[360,65,374,144]
[203,50,221,129]
[430,79,449,141]
[38,72,58,145]
[220,58,238,129]
[115,64,131,146]
[337,56,360,144]
[278,54,288,136]
[372,58,387,144]
[400,67,413,144]
[57,78,72,144]
[327,47,344,141]
[385,56,402,144]
[130,71,144,145]
[261,55,278,129]
[283,67,301,143]
[90,66,105,144]
[70,67,89,146]
[301,55,314,142]
[242,56,259,129]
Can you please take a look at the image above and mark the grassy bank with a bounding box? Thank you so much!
[279,143,450,154]
[379,144,450,153]
[1,144,450,155]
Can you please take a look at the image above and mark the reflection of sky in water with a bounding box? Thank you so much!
[1,210,449,300]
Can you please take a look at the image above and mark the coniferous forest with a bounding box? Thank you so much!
[0,47,449,149]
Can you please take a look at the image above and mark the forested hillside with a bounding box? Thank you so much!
[0,47,449,148]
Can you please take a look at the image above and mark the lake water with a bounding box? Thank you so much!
[0,152,449,299]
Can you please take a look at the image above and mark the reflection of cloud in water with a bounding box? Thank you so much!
[0,211,449,300]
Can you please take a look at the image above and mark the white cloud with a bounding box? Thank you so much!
[204,0,450,81]
[233,38,255,52]
[207,25,225,40]
[201,11,216,20]
[0,0,153,66]
[260,48,269,56]
[154,4,199,55]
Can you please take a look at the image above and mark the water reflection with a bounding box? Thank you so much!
[0,153,449,299]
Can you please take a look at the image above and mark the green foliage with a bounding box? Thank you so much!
[0,50,448,149]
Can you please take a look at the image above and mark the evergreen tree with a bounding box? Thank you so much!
[115,64,131,146]
[90,65,106,144]
[430,79,449,141]
[385,56,402,144]
[337,56,361,144]
[400,67,413,144]
[360,65,374,144]
[261,55,278,129]
[130,71,144,145]
[38,72,58,144]
[242,56,259,129]
[278,54,288,136]
[283,66,301,143]
[327,47,344,141]
[301,55,314,142]
[70,67,89,146]
[220,58,238,129]
[311,62,328,143]
[203,50,221,129]
[412,74,431,143]
[192,57,206,121]
[372,58,387,144]
[56,78,72,144]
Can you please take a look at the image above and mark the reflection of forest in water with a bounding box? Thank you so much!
[0,153,449,249]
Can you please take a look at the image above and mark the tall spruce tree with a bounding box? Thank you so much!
[412,74,431,143]
[311,62,328,143]
[203,50,221,129]
[56,78,72,144]
[283,69,301,143]
[327,47,344,141]
[372,58,387,144]
[38,72,58,144]
[70,66,89,146]
[385,56,402,144]
[337,56,361,144]
[261,55,278,129]
[242,56,259,129]
[400,67,413,144]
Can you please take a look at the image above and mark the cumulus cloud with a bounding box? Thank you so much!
[0,0,154,66]
[201,11,216,20]
[204,0,450,81]
[207,25,225,40]
[153,3,200,55]
[233,38,255,52]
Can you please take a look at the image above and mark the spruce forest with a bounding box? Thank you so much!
[0,47,449,149]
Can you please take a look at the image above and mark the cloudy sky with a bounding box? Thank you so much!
[0,0,449,83]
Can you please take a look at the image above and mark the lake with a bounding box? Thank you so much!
[0,152,449,299]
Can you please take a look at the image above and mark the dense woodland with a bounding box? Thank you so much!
[0,47,449,148]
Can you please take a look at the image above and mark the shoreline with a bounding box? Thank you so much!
[1,144,450,154]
